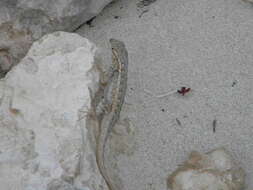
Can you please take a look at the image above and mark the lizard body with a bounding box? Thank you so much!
[96,39,128,190]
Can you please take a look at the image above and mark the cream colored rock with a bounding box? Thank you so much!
[0,31,107,190]
[168,148,245,190]
[0,0,112,77]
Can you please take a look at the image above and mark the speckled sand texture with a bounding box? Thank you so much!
[77,0,253,189]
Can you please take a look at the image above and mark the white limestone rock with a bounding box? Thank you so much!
[0,31,107,190]
[0,0,112,77]
[168,148,245,190]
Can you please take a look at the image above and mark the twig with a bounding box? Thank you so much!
[144,88,176,98]
[156,90,177,98]
[139,10,149,18]
[212,119,217,133]
[176,118,181,126]
[143,89,155,96]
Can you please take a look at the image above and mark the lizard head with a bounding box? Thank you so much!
[109,38,126,52]
[109,38,128,66]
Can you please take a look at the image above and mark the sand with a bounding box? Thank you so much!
[77,0,253,189]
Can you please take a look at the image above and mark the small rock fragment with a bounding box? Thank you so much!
[168,148,245,190]
[137,0,157,8]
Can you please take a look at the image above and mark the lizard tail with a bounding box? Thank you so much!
[96,131,117,190]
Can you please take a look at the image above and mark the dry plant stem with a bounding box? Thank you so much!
[144,88,177,98]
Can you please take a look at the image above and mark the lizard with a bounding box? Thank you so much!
[95,38,128,190]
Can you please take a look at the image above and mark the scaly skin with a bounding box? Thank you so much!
[96,38,128,190]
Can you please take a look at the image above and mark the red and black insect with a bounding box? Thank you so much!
[177,87,191,96]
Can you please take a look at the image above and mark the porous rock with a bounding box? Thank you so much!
[168,148,245,190]
[0,31,107,190]
[0,0,112,77]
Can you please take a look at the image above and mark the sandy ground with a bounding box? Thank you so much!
[76,0,253,189]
